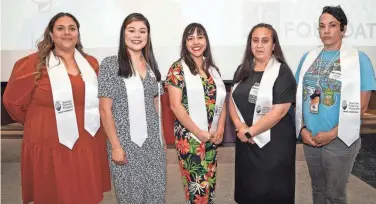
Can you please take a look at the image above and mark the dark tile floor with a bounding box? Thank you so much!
[352,134,376,188]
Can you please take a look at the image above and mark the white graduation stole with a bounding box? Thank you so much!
[231,56,281,148]
[182,60,226,143]
[123,65,163,147]
[295,44,361,147]
[47,50,100,150]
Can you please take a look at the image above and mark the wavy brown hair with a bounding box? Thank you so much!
[35,12,84,81]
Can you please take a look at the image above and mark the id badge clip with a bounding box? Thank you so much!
[310,89,321,114]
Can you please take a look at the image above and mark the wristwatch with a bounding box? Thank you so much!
[245,130,252,139]
[235,128,252,139]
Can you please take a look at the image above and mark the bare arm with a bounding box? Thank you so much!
[361,91,372,115]
[99,97,127,165]
[99,97,121,150]
[294,107,317,146]
[249,103,292,136]
[211,100,227,144]
[228,89,250,142]
[217,102,226,130]
[228,89,243,130]
[167,84,210,142]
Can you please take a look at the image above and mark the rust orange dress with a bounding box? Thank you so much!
[3,53,111,204]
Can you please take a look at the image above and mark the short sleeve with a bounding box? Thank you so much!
[164,61,185,90]
[3,54,38,124]
[359,51,376,91]
[273,64,297,105]
[98,56,117,99]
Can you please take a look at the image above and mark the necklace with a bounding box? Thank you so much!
[315,50,340,90]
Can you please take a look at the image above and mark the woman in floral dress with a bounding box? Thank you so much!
[165,23,227,203]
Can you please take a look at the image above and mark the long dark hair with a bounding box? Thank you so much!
[180,23,218,76]
[233,23,287,83]
[36,12,84,81]
[117,13,161,81]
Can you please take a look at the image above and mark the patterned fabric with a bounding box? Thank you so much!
[295,50,376,136]
[98,56,166,204]
[165,60,218,204]
[302,54,341,106]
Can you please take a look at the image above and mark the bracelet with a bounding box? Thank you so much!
[299,126,307,135]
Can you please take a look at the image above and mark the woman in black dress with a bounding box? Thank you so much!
[229,23,297,204]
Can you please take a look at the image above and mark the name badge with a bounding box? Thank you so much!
[309,90,321,114]
[248,82,260,104]
[329,70,341,81]
[148,69,156,78]
[214,105,222,116]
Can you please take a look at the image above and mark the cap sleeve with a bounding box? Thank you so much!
[98,56,118,99]
[164,60,185,90]
[273,64,297,105]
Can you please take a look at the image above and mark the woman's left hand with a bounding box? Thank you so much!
[211,127,224,145]
[247,126,256,144]
[313,131,336,147]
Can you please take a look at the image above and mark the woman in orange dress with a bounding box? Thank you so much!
[3,12,111,204]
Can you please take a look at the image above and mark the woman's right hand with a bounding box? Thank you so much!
[236,123,250,143]
[301,128,317,147]
[112,147,128,165]
[196,130,211,142]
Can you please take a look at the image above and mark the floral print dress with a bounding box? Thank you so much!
[165,60,218,204]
